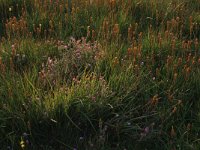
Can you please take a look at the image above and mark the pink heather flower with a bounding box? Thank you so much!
[92,96,96,101]
[64,45,68,49]
[144,127,149,134]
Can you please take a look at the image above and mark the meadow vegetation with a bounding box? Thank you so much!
[0,0,200,149]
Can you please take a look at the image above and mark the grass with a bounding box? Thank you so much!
[0,0,200,149]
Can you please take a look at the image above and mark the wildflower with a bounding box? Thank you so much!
[133,46,138,57]
[11,44,16,57]
[64,45,68,49]
[109,0,116,9]
[187,53,192,62]
[151,94,159,105]
[91,96,96,102]
[192,57,196,65]
[144,127,150,134]
[127,48,132,56]
[185,67,191,78]
[23,133,28,139]
[177,58,182,66]
[194,38,199,51]
[173,73,178,81]
[140,126,150,140]
[92,30,95,40]
[127,122,131,126]
[189,16,193,25]
[128,24,133,41]
[171,38,176,51]
[25,140,29,145]
[113,57,119,65]
[172,107,177,114]
[165,30,169,39]
[112,24,119,38]
[20,138,25,149]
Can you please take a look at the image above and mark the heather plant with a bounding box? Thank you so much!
[56,37,102,79]
[39,57,59,87]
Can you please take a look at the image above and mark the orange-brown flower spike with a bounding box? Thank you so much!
[192,57,196,65]
[173,73,178,82]
[109,0,116,10]
[151,94,159,105]
[194,38,198,51]
[112,24,119,38]
[172,107,177,114]
[165,30,169,39]
[133,46,138,58]
[128,24,133,42]
[158,33,162,48]
[189,16,193,25]
[127,48,132,57]
[92,30,95,41]
[177,57,182,66]
[185,67,191,79]
[113,57,119,66]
